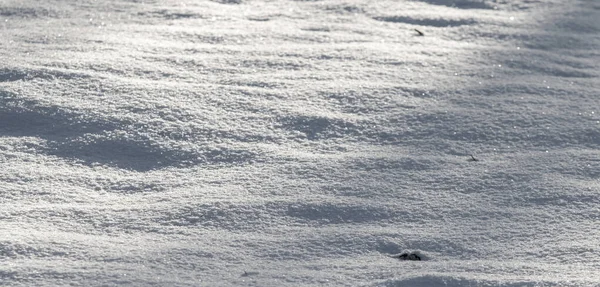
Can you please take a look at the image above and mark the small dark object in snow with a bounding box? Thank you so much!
[241,271,259,277]
[414,29,424,36]
[468,155,479,162]
[395,252,421,261]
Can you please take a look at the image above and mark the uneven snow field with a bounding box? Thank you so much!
[1,0,599,286]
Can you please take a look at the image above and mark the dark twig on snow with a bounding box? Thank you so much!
[468,155,479,162]
[414,29,424,36]
[394,252,421,261]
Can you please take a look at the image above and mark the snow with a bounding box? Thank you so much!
[0,0,599,286]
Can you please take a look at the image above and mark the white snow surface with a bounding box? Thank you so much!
[1,0,599,286]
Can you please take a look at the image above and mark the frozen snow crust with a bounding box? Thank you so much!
[1,0,599,286]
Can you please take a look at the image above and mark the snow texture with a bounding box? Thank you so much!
[0,0,599,286]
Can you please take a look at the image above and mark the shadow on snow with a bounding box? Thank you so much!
[0,91,254,171]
